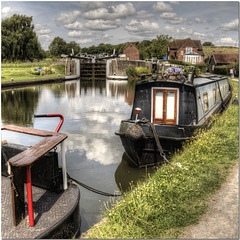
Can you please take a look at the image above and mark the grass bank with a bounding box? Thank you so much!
[82,79,239,239]
[1,59,66,83]
[203,46,239,59]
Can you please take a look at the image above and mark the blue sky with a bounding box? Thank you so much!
[1,1,239,50]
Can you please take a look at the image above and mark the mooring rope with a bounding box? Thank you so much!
[67,173,122,197]
[138,118,170,164]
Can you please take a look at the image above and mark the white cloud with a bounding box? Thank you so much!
[1,7,15,19]
[136,10,154,19]
[193,32,207,38]
[38,34,54,50]
[64,21,83,30]
[176,27,193,35]
[84,19,121,31]
[55,10,81,26]
[76,39,93,45]
[68,30,82,38]
[164,25,193,37]
[83,3,136,20]
[152,2,173,12]
[216,37,238,46]
[195,18,213,24]
[37,34,53,41]
[125,20,159,36]
[35,24,51,35]
[81,1,107,10]
[167,17,190,25]
[160,12,177,19]
[220,19,239,31]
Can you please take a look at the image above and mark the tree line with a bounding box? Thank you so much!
[1,14,45,62]
[2,14,216,63]
[1,14,174,62]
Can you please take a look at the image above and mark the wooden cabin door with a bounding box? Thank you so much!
[153,89,178,124]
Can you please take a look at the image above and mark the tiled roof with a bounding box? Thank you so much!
[123,43,138,52]
[169,38,203,50]
[212,53,239,64]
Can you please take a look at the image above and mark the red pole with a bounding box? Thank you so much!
[47,114,64,133]
[34,114,64,133]
[26,167,34,227]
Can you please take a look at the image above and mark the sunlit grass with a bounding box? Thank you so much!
[82,80,239,239]
[1,59,66,82]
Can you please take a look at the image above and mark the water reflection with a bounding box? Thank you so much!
[1,79,140,232]
[106,80,135,106]
[115,153,158,193]
[1,87,39,127]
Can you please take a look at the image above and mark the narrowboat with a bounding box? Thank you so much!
[115,73,232,168]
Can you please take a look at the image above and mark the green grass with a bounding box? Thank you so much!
[82,79,239,239]
[1,59,66,82]
[203,46,239,59]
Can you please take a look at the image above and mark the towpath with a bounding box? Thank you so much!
[180,161,239,239]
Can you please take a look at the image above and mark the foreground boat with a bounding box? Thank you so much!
[1,118,80,238]
[115,74,232,168]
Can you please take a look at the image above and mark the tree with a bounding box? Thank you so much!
[49,37,68,57]
[203,42,215,47]
[1,14,45,62]
[66,41,81,55]
[150,34,172,59]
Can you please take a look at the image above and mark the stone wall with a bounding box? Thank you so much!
[66,60,77,75]
[108,59,152,76]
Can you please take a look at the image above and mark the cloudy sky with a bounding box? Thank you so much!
[1,1,239,50]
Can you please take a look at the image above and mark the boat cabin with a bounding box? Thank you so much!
[131,76,231,127]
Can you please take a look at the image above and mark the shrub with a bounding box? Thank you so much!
[126,66,139,81]
[214,66,229,76]
[31,68,40,75]
[168,60,191,66]
[136,67,149,75]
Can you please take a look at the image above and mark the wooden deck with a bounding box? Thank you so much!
[1,176,80,239]
[1,125,68,167]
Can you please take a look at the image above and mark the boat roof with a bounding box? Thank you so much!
[136,75,228,88]
[193,75,228,87]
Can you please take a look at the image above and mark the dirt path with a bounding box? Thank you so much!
[180,162,239,239]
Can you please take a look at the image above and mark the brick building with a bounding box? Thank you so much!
[168,38,204,64]
[123,43,139,60]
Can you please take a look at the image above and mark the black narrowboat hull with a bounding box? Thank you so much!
[116,123,197,168]
[115,77,232,168]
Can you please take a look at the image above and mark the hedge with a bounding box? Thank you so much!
[214,62,239,77]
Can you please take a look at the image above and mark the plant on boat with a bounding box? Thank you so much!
[165,67,184,76]
[164,67,184,80]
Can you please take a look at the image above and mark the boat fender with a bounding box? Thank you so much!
[126,124,145,141]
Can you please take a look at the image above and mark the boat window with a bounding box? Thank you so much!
[166,92,176,120]
[152,89,178,124]
[203,92,209,113]
[155,91,163,119]
[213,88,217,104]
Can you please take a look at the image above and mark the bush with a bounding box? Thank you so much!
[214,66,229,76]
[213,63,238,77]
[31,68,40,75]
[168,60,191,66]
[195,63,209,73]
[126,66,139,81]
[136,67,149,75]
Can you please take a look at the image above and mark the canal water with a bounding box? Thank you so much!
[1,79,154,233]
